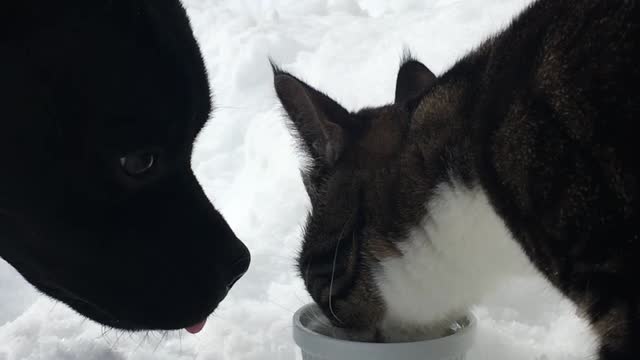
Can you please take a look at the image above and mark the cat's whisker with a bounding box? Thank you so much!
[328,211,354,325]
[266,299,296,315]
[309,307,333,329]
[304,255,313,285]
[294,291,310,308]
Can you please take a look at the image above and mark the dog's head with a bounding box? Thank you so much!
[0,0,250,331]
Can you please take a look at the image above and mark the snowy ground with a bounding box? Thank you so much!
[0,1,600,359]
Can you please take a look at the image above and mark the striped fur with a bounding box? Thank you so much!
[275,1,639,357]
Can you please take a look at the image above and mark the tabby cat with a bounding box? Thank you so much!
[274,0,638,358]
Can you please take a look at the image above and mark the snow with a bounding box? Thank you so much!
[0,0,599,359]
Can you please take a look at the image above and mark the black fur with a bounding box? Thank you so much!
[0,1,250,331]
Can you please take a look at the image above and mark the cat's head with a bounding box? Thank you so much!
[274,58,438,338]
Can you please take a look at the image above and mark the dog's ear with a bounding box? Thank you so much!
[395,56,437,111]
[273,68,350,167]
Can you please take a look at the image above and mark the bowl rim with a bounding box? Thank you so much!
[292,303,477,359]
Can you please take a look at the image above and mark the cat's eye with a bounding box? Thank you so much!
[119,151,157,177]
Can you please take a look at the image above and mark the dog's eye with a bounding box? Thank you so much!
[119,152,156,177]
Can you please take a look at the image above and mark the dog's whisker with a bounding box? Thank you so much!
[133,331,147,353]
[152,330,168,353]
[48,300,59,315]
[112,329,125,349]
[99,325,114,347]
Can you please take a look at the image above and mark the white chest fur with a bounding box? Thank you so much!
[375,180,540,333]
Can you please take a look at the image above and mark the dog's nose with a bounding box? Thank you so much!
[226,254,250,290]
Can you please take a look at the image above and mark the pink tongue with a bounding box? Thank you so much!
[185,319,207,334]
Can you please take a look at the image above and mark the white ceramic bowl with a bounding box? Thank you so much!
[293,304,477,360]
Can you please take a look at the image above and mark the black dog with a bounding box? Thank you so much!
[0,1,250,333]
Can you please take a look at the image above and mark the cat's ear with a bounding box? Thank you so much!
[273,68,349,167]
[395,56,437,109]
